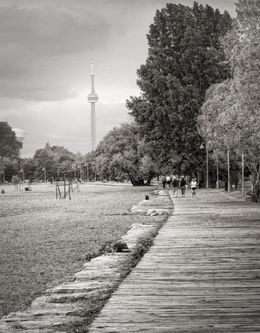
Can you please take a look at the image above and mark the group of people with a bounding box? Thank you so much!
[162,175,198,197]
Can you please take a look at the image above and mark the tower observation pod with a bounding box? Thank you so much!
[87,56,98,151]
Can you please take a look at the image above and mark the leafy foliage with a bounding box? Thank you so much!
[22,158,38,181]
[127,2,232,175]
[33,143,76,180]
[0,122,21,159]
[95,123,157,185]
[199,0,260,201]
[0,122,22,182]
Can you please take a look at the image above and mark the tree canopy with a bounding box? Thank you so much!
[0,122,21,159]
[95,123,157,186]
[33,143,76,180]
[0,122,22,181]
[127,2,232,175]
[199,0,260,200]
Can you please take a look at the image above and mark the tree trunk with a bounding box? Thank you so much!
[145,178,152,186]
[250,164,260,203]
[131,178,145,186]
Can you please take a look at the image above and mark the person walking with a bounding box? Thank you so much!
[162,176,166,189]
[180,177,186,197]
[165,175,171,190]
[172,176,179,198]
[190,178,198,196]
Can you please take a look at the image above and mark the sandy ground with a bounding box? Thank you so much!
[0,182,155,318]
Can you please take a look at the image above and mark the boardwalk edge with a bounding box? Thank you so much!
[0,190,173,333]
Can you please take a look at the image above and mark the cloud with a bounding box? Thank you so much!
[0,5,110,56]
[0,3,111,100]
[0,0,235,101]
[0,96,130,156]
[0,0,236,156]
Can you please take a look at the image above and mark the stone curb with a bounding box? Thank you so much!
[0,190,172,333]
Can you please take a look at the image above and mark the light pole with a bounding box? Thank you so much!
[242,150,245,195]
[206,144,209,188]
[200,143,209,188]
[216,155,219,189]
[227,149,231,192]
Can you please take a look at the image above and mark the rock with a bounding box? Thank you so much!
[112,239,129,253]
[158,190,168,196]
[0,191,173,333]
[130,205,147,215]
[146,208,170,216]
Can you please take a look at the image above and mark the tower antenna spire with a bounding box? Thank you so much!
[91,49,94,75]
[88,50,98,151]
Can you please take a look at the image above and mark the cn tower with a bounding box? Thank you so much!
[88,55,98,151]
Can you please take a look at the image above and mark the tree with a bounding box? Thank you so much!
[127,2,232,175]
[22,158,38,181]
[33,143,76,181]
[95,123,157,186]
[224,0,260,201]
[0,122,21,159]
[199,0,260,201]
[198,79,240,186]
[2,159,19,182]
[0,122,21,182]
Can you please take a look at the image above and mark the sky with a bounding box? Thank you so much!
[0,0,236,157]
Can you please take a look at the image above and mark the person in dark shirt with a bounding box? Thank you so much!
[162,176,166,189]
[172,176,179,198]
[180,177,186,197]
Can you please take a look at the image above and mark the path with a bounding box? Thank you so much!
[88,189,260,332]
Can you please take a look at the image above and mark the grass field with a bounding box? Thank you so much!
[0,182,156,319]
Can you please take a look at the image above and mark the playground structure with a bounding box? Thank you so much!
[55,170,80,200]
[10,170,79,199]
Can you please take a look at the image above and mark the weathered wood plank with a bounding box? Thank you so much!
[88,190,260,332]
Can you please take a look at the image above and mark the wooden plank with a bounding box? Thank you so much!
[88,190,260,332]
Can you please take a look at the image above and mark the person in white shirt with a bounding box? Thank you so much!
[190,179,198,196]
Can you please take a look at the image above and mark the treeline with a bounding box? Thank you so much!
[96,2,233,184]
[198,0,260,201]
[95,0,260,200]
[0,122,95,183]
[0,122,154,185]
[1,1,259,198]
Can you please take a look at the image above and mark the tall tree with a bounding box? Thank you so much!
[127,2,232,175]
[0,122,21,159]
[33,143,76,181]
[95,123,157,186]
[199,0,260,201]
[223,0,260,201]
[0,122,21,181]
[22,158,38,181]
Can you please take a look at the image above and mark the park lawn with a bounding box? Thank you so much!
[0,183,155,318]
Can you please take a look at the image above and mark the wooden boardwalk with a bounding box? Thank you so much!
[88,190,260,333]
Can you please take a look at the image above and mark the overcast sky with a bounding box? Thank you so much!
[0,0,236,157]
